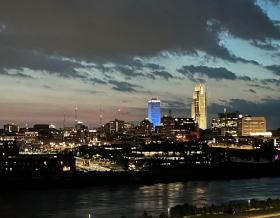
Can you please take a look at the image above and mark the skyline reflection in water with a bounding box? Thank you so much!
[1,177,280,218]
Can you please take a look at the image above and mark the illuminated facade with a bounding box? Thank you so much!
[191,84,207,129]
[212,111,242,136]
[241,116,266,136]
[0,141,75,174]
[3,123,19,133]
[148,98,161,129]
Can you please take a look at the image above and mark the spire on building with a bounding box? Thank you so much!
[75,105,78,125]
[99,105,103,126]
[63,113,66,129]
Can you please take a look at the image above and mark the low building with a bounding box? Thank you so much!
[0,140,19,156]
[4,123,19,133]
[0,140,75,175]
[135,118,153,136]
[0,154,75,175]
[157,116,198,141]
[33,124,62,142]
[241,116,266,136]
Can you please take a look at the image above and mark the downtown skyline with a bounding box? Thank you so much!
[0,0,280,128]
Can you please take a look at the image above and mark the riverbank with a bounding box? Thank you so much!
[133,208,280,218]
[167,198,280,218]
[186,209,280,218]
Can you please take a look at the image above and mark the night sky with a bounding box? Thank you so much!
[0,0,280,129]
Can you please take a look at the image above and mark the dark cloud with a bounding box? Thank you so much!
[248,89,256,93]
[274,20,280,27]
[177,65,258,83]
[93,64,112,74]
[93,60,172,81]
[234,57,260,66]
[85,90,102,94]
[265,65,280,76]
[238,76,252,81]
[250,40,279,51]
[209,98,280,129]
[93,59,167,78]
[43,85,51,89]
[272,52,280,57]
[88,78,107,85]
[108,80,139,92]
[113,65,145,79]
[177,65,237,81]
[119,59,166,71]
[0,0,279,73]
[262,78,280,86]
[161,100,189,117]
[0,45,85,80]
[145,63,165,71]
[162,100,186,109]
[152,71,174,80]
[0,69,33,79]
[248,83,274,91]
[218,99,228,103]
[268,0,280,5]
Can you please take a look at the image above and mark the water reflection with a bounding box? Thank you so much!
[135,182,185,214]
[0,177,280,218]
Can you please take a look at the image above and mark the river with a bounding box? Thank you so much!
[1,177,280,218]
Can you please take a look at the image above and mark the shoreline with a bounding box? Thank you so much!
[167,199,280,218]
[0,162,280,189]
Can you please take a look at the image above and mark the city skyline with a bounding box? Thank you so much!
[1,2,280,218]
[0,81,274,132]
[0,82,278,130]
[0,0,280,128]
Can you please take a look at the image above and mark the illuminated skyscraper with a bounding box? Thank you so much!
[148,98,161,129]
[191,84,207,129]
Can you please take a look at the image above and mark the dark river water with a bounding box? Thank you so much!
[1,177,280,218]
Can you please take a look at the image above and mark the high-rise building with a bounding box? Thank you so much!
[212,111,242,136]
[191,84,207,129]
[148,98,161,129]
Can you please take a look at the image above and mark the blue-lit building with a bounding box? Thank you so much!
[148,98,161,129]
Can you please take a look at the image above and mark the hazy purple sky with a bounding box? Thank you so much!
[0,0,280,129]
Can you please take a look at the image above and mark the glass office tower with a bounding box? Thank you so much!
[148,98,161,129]
[191,84,207,129]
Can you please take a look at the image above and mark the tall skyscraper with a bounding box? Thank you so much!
[191,84,207,129]
[148,98,161,129]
